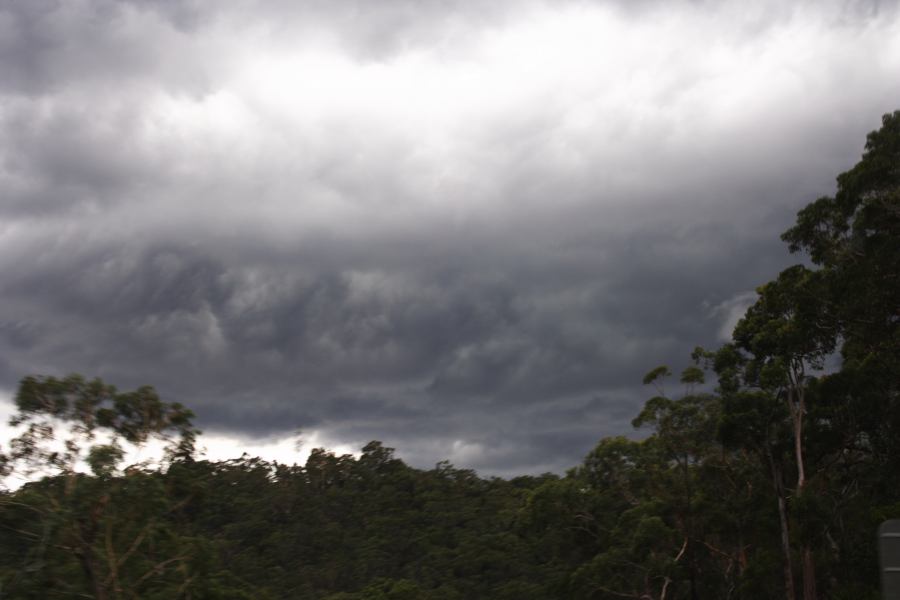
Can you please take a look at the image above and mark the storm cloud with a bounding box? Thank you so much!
[1,0,898,475]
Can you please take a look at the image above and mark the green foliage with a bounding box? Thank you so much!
[86,443,125,477]
[679,365,704,385]
[8,374,198,479]
[642,365,672,385]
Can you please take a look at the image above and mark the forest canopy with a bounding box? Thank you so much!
[1,111,898,599]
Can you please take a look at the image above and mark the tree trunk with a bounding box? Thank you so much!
[776,492,796,600]
[681,455,699,600]
[801,546,817,600]
[787,363,806,491]
[78,550,108,600]
[789,366,816,600]
[77,496,111,600]
[767,448,796,600]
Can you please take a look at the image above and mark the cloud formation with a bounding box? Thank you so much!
[1,0,898,474]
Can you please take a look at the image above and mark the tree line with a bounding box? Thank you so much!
[1,111,897,599]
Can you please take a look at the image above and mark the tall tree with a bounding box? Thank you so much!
[782,110,900,373]
[715,110,900,600]
[782,110,900,474]
[730,265,834,600]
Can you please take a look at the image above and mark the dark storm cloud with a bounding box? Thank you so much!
[0,215,808,469]
[0,0,898,474]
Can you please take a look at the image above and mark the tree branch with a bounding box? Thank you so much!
[132,556,187,590]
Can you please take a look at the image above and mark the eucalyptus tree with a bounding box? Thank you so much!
[0,374,201,600]
[711,110,900,600]
[782,110,900,474]
[729,265,835,600]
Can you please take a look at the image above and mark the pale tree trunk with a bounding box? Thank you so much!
[788,361,817,600]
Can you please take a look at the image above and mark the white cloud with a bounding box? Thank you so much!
[0,389,359,489]
[197,429,359,465]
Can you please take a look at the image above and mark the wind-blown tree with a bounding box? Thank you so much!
[0,374,204,600]
[6,374,198,480]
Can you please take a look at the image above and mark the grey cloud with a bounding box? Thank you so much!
[0,184,863,474]
[0,1,221,97]
[0,215,791,435]
[0,0,897,474]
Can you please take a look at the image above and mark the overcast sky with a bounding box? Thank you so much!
[0,0,898,476]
